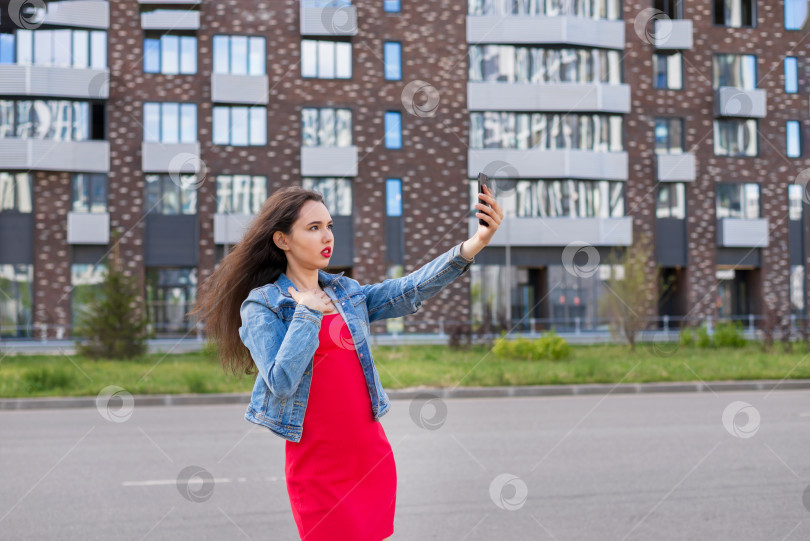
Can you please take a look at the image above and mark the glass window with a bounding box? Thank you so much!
[301,40,351,79]
[716,182,759,219]
[787,120,802,158]
[653,52,682,90]
[143,103,196,143]
[384,111,402,149]
[789,184,804,221]
[654,0,683,19]
[713,54,756,89]
[790,264,805,316]
[144,174,197,214]
[654,118,684,154]
[71,173,107,213]
[249,37,265,75]
[384,42,401,80]
[469,112,623,151]
[215,175,267,214]
[786,0,808,29]
[301,107,352,146]
[656,183,686,219]
[213,35,229,74]
[212,36,265,75]
[714,119,757,156]
[231,35,248,75]
[16,30,32,65]
[180,36,196,74]
[0,264,33,338]
[212,106,267,146]
[0,99,93,142]
[785,57,799,93]
[386,178,402,216]
[52,30,71,67]
[384,0,401,12]
[714,0,756,27]
[71,263,106,327]
[145,34,196,74]
[90,31,106,69]
[0,172,32,212]
[0,33,14,64]
[145,267,198,334]
[302,177,352,215]
[144,38,160,72]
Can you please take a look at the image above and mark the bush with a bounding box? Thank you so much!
[492,330,571,361]
[22,366,77,393]
[695,325,712,348]
[713,320,746,348]
[679,327,694,347]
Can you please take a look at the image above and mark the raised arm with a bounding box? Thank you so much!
[238,291,323,399]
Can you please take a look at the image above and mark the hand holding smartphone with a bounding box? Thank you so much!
[477,172,491,227]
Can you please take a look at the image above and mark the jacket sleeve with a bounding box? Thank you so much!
[361,241,475,323]
[238,291,323,399]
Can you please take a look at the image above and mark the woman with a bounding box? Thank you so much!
[192,184,502,540]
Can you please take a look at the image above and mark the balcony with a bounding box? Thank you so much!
[0,65,109,99]
[466,15,624,49]
[211,74,269,104]
[0,139,109,173]
[67,212,110,244]
[717,218,769,248]
[469,216,633,246]
[468,149,628,181]
[213,213,256,245]
[300,3,358,36]
[142,142,202,173]
[301,146,358,176]
[652,19,693,49]
[714,87,767,118]
[656,153,696,182]
[468,82,630,113]
[141,9,200,30]
[41,0,109,29]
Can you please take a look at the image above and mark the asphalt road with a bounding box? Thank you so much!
[1,389,808,540]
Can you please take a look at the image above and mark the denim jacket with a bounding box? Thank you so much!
[238,242,476,442]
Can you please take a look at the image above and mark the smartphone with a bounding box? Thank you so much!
[477,172,490,227]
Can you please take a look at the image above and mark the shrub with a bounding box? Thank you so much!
[492,330,571,361]
[22,366,77,393]
[695,324,712,348]
[713,320,746,348]
[679,327,694,347]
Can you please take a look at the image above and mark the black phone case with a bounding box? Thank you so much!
[477,172,490,227]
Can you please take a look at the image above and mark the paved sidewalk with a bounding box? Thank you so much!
[2,378,808,410]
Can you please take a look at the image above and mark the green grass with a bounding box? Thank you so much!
[1,341,809,398]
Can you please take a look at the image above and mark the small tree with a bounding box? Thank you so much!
[597,232,657,349]
[74,231,148,359]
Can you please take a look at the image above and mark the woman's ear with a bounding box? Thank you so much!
[273,231,287,251]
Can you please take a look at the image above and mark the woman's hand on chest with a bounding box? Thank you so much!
[287,286,336,315]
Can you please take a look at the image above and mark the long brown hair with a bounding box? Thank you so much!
[190,186,326,376]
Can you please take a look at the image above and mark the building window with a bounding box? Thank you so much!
[785,57,799,93]
[215,175,267,214]
[656,183,686,219]
[384,0,401,12]
[145,174,197,214]
[714,0,756,27]
[302,177,352,215]
[786,0,808,29]
[787,121,802,158]
[653,52,683,90]
[386,178,402,216]
[654,0,683,19]
[713,54,756,89]
[0,264,33,338]
[714,119,757,156]
[384,111,402,149]
[716,182,760,219]
[0,99,98,141]
[468,45,622,85]
[0,172,32,212]
[143,103,197,143]
[71,263,106,327]
[2,28,106,68]
[72,174,107,213]
[145,268,197,334]
[302,107,352,146]
[654,118,684,154]
[212,106,266,146]
[789,184,804,221]
[470,112,623,152]
[144,34,196,74]
[468,0,621,19]
[790,265,805,316]
[213,35,265,75]
[384,41,401,81]
[301,39,351,79]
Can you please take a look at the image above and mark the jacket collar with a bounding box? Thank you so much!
[273,269,345,298]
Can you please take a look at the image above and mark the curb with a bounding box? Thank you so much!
[2,379,809,411]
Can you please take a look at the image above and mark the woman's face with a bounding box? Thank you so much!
[275,200,334,271]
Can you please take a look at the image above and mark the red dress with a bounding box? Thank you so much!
[285,313,397,541]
